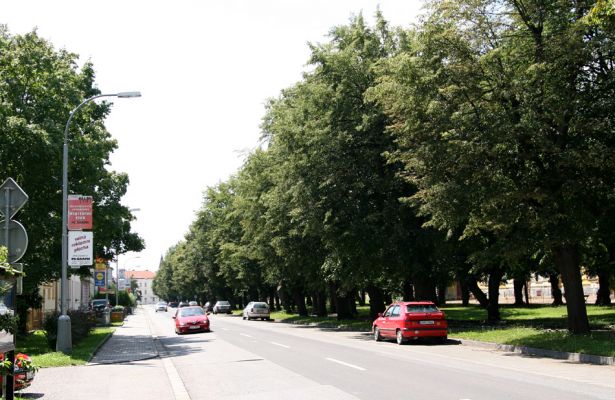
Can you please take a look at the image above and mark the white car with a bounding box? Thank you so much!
[242,301,270,321]
[155,301,168,312]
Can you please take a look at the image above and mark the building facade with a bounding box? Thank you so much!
[126,270,158,305]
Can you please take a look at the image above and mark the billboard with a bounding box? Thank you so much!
[68,231,93,266]
[67,195,93,230]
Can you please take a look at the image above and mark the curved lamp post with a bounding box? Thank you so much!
[57,92,141,353]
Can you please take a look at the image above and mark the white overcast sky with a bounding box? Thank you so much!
[2,0,423,272]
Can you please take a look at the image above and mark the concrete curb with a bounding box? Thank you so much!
[453,337,615,366]
[86,329,114,363]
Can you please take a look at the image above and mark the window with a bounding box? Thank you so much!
[391,305,400,317]
[384,306,393,317]
[406,304,438,313]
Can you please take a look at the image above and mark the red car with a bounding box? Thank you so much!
[0,353,36,392]
[173,306,210,334]
[372,301,448,345]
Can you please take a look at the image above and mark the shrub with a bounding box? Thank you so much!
[43,310,96,349]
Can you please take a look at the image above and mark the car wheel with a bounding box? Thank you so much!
[439,335,448,344]
[396,330,405,345]
[265,317,271,321]
[242,316,246,320]
[374,327,382,342]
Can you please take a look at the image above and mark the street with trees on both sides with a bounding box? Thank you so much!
[153,0,615,336]
[0,0,613,342]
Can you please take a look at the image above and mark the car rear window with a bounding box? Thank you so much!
[180,308,205,317]
[218,301,230,306]
[406,305,439,313]
[254,303,268,309]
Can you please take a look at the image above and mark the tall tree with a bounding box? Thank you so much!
[370,0,615,332]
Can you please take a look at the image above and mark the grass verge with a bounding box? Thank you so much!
[17,327,115,368]
[267,304,615,357]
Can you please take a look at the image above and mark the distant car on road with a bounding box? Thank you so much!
[188,301,198,306]
[212,301,232,314]
[155,301,168,312]
[178,301,189,308]
[173,306,210,334]
[372,301,448,345]
[168,301,178,308]
[242,301,270,321]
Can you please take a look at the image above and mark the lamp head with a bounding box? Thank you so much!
[116,91,142,98]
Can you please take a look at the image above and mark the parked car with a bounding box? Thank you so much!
[212,301,232,314]
[155,301,168,312]
[90,299,110,317]
[372,301,448,345]
[188,301,198,306]
[173,306,210,334]
[242,301,270,321]
[178,301,189,308]
[0,353,36,392]
[168,301,178,308]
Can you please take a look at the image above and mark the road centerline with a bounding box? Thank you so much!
[325,357,366,371]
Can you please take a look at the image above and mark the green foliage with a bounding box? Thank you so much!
[0,27,144,332]
[43,310,94,349]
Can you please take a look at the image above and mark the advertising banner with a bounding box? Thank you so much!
[68,195,93,230]
[94,271,106,287]
[68,231,93,266]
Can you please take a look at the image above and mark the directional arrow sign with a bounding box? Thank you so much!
[0,178,28,219]
[0,220,28,263]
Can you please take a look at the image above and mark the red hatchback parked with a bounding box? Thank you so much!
[372,301,448,345]
[173,306,210,334]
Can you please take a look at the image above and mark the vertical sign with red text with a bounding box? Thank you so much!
[68,195,93,230]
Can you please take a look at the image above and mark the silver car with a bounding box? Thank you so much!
[212,300,232,314]
[242,301,270,320]
[155,301,168,312]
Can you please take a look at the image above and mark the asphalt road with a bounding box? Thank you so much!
[147,307,615,400]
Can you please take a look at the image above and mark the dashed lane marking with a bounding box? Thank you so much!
[325,357,366,371]
[270,341,291,349]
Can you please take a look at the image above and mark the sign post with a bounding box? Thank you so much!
[0,178,28,400]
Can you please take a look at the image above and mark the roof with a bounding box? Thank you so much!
[125,270,156,279]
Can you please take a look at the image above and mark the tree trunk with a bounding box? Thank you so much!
[437,283,447,306]
[384,291,393,305]
[358,290,366,307]
[366,285,385,320]
[350,290,357,315]
[524,281,530,305]
[329,282,337,314]
[274,292,281,311]
[553,246,590,333]
[461,281,470,306]
[466,275,489,308]
[549,273,564,306]
[414,282,437,303]
[315,290,328,317]
[595,270,612,306]
[487,268,504,322]
[513,278,525,305]
[335,291,353,320]
[292,286,308,317]
[268,288,276,311]
[403,280,415,301]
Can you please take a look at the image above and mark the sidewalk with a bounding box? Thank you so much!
[89,306,158,364]
[20,307,174,400]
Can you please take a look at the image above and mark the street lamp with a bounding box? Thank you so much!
[57,92,141,354]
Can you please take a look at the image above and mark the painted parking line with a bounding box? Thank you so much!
[269,341,290,349]
[325,357,366,371]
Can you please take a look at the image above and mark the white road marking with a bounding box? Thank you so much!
[221,328,229,331]
[270,341,291,349]
[325,357,366,371]
[162,356,191,400]
[240,333,253,338]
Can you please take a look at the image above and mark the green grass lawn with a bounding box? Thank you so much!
[17,327,115,368]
